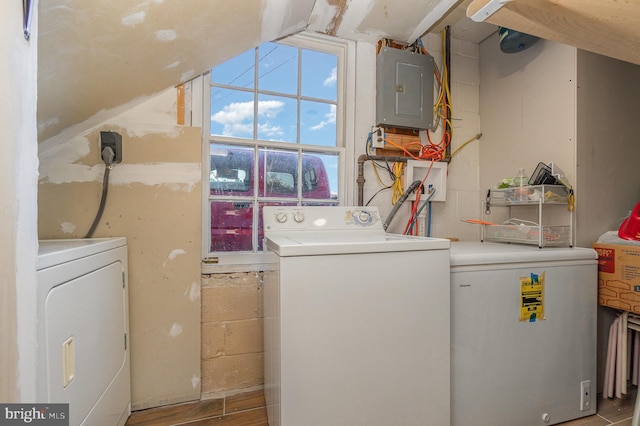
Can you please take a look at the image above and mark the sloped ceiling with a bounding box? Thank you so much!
[37,0,469,143]
[467,0,640,67]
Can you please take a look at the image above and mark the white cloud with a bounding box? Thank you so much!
[258,122,284,137]
[324,67,337,86]
[211,100,284,137]
[310,104,336,131]
[257,100,284,119]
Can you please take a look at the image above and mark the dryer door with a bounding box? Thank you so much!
[44,261,127,425]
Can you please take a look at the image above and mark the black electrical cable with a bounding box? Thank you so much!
[85,147,115,238]
[365,131,397,181]
[365,186,392,206]
[444,25,452,160]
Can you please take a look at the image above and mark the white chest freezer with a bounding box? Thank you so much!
[37,238,131,426]
[262,206,451,426]
[450,242,598,426]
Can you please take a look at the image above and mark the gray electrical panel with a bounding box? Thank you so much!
[376,47,435,130]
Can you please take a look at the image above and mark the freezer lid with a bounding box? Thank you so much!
[450,242,597,267]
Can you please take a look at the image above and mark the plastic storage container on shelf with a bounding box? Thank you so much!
[493,184,567,205]
[482,184,573,248]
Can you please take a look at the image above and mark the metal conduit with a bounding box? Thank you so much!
[356,154,412,206]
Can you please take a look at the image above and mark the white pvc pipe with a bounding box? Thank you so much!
[604,318,617,398]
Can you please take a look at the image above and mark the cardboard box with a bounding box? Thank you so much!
[594,242,640,313]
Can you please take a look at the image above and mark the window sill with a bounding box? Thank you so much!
[201,252,276,274]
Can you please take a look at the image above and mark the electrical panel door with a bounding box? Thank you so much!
[376,46,435,130]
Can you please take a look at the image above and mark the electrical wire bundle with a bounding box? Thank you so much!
[375,32,453,162]
[402,159,435,236]
[367,30,482,235]
[363,129,398,206]
[421,32,453,162]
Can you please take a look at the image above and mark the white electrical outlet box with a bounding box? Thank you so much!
[580,380,591,411]
[404,160,447,202]
[371,128,385,149]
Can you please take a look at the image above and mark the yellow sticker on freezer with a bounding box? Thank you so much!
[520,272,545,322]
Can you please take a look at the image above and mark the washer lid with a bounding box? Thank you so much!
[263,205,449,256]
[38,237,127,270]
[265,232,450,256]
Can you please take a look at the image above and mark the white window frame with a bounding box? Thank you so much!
[201,32,355,272]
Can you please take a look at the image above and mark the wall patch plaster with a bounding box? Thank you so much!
[191,374,200,389]
[39,136,91,173]
[164,248,187,267]
[38,117,59,133]
[262,0,312,41]
[41,163,201,191]
[121,11,146,26]
[60,222,76,234]
[111,89,178,137]
[180,70,196,84]
[169,322,183,338]
[186,281,200,302]
[156,30,176,42]
[168,249,186,260]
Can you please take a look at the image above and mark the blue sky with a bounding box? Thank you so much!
[209,42,340,195]
[210,42,338,147]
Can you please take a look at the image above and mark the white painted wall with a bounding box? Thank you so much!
[428,33,482,240]
[0,0,39,402]
[574,49,640,394]
[575,50,640,245]
[479,34,578,195]
[480,32,640,247]
[480,32,640,394]
[479,35,579,242]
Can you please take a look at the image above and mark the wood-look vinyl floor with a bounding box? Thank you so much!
[125,390,267,426]
[125,388,638,426]
[560,388,637,426]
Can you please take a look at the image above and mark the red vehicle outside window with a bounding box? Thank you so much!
[209,147,333,252]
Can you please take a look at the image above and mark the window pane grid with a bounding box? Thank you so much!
[210,83,255,92]
[206,35,342,254]
[210,84,337,104]
[207,137,343,159]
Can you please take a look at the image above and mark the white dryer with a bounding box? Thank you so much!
[262,206,450,426]
[37,238,131,426]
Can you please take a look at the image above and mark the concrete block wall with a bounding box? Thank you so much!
[423,33,482,241]
[201,272,264,398]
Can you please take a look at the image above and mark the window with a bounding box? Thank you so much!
[203,33,348,258]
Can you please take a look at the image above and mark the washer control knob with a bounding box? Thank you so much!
[276,212,288,223]
[293,211,305,223]
[355,210,373,225]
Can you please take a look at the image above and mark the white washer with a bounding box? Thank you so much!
[262,206,451,426]
[37,238,131,426]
